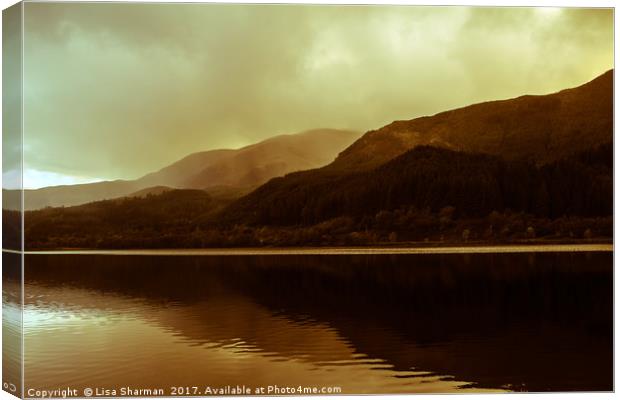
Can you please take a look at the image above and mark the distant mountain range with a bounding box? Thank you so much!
[15,129,360,210]
[20,69,613,249]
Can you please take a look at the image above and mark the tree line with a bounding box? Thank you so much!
[18,143,612,249]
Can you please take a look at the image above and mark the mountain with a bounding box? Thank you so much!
[17,129,360,210]
[162,128,361,189]
[221,70,613,226]
[23,144,612,249]
[222,143,612,226]
[18,70,614,249]
[331,70,613,171]
[136,149,235,188]
[20,180,145,211]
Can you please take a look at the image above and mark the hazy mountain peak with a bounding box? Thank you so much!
[182,128,360,189]
[18,128,360,210]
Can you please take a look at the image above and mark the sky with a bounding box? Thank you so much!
[4,4,615,188]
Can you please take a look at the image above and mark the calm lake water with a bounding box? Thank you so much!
[3,250,613,395]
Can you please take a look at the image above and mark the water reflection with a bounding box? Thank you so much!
[3,252,22,397]
[16,252,613,393]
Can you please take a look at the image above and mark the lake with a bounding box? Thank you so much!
[3,249,613,395]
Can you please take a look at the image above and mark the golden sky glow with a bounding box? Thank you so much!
[11,4,615,186]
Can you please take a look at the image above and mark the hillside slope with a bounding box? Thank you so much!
[17,129,360,210]
[331,70,613,171]
[183,129,361,188]
[22,143,612,249]
[219,70,613,226]
[222,143,612,226]
[24,189,223,249]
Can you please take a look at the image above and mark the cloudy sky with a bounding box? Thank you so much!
[9,4,616,187]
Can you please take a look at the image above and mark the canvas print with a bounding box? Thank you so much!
[1,2,614,397]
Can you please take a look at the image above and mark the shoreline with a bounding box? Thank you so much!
[8,243,614,256]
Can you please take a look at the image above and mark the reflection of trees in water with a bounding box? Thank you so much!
[24,252,612,391]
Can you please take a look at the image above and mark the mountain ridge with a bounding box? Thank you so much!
[13,69,614,249]
[21,143,612,249]
[330,69,613,171]
[15,128,360,210]
[221,142,612,227]
[218,69,613,226]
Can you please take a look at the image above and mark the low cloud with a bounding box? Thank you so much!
[18,4,613,182]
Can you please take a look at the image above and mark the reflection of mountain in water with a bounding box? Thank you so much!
[25,252,612,392]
